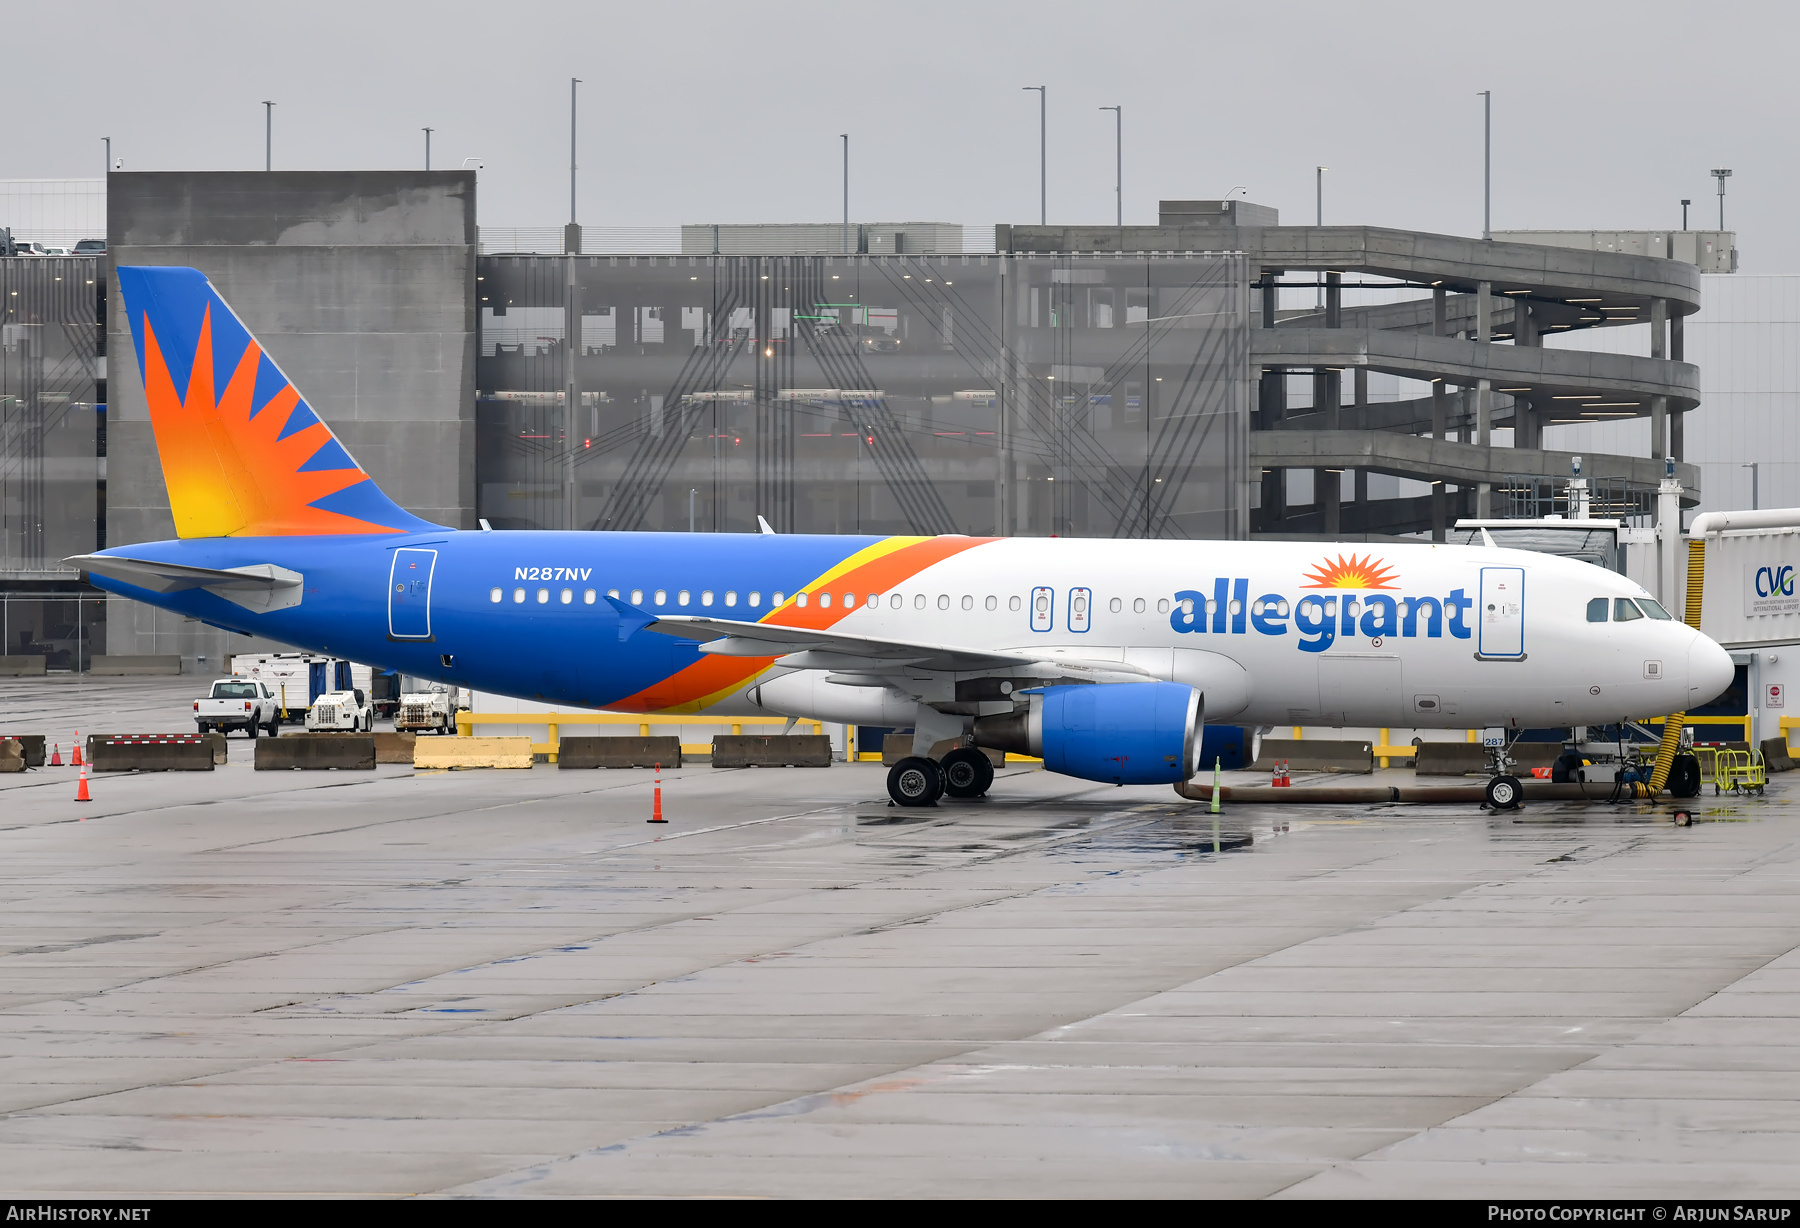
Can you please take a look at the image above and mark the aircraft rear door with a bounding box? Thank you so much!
[1477,566,1525,659]
[389,548,438,641]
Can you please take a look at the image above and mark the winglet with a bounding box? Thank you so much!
[603,594,659,642]
[1479,528,1498,549]
[757,515,776,535]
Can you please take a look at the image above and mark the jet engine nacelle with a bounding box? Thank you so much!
[972,681,1202,785]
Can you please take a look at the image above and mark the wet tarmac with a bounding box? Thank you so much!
[1,676,1798,1198]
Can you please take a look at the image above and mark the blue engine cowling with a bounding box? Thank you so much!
[971,681,1202,785]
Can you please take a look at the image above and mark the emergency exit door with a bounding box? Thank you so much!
[389,548,437,640]
[1477,566,1525,658]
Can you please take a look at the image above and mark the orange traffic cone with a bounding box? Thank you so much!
[648,762,667,824]
[75,764,90,804]
[49,742,61,767]
[71,734,83,767]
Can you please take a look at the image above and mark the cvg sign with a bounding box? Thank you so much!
[1747,562,1800,616]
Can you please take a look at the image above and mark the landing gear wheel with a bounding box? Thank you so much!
[940,748,994,799]
[887,756,943,807]
[1484,774,1522,810]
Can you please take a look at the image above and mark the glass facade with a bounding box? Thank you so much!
[475,253,1250,539]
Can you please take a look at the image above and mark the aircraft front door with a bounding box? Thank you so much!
[389,548,438,641]
[1477,566,1525,659]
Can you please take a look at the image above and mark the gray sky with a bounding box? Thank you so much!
[18,0,1796,268]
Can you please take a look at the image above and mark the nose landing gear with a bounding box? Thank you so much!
[1483,774,1523,810]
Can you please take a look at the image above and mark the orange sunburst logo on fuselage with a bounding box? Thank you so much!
[1301,552,1399,590]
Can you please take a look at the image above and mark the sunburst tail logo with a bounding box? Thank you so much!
[118,266,439,540]
[1302,552,1399,590]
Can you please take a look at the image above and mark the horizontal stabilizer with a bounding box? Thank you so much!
[68,554,304,613]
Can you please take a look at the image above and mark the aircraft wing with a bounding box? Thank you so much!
[67,554,304,613]
[646,613,1152,682]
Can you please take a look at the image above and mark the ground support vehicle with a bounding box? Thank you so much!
[305,689,374,733]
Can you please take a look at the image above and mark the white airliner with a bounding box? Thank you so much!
[82,266,1736,811]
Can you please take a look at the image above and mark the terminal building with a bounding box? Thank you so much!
[0,170,1765,669]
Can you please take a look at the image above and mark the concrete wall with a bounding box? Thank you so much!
[105,170,477,664]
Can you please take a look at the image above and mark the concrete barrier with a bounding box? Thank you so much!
[0,656,46,676]
[256,735,376,771]
[1761,737,1794,773]
[0,739,23,773]
[0,734,45,767]
[86,734,214,772]
[413,736,534,770]
[373,732,416,764]
[558,736,681,769]
[87,655,183,676]
[713,734,833,768]
[1414,742,1564,777]
[204,732,228,765]
[881,735,1003,767]
[1250,738,1373,775]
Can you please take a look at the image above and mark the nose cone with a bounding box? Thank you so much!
[1688,634,1735,708]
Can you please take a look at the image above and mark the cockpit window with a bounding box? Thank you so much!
[1586,598,1608,623]
[1614,598,1645,622]
[1638,598,1674,620]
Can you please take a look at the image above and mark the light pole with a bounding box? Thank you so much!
[1315,166,1327,306]
[1681,199,1691,230]
[1743,463,1759,511]
[1099,105,1121,226]
[102,137,110,176]
[841,133,850,254]
[1712,168,1732,230]
[1023,86,1046,224]
[262,101,275,171]
[422,127,433,171]
[1477,90,1490,240]
[568,79,582,242]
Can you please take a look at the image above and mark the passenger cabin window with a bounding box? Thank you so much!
[1614,598,1645,622]
[1639,598,1674,619]
[1587,598,1608,623]
[489,587,502,603]
[891,593,903,609]
[584,590,596,604]
[560,588,572,604]
[1009,595,1022,612]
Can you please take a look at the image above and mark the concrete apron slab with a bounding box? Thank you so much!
[0,693,1793,1197]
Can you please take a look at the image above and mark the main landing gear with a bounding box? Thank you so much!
[886,747,995,807]
[887,757,943,807]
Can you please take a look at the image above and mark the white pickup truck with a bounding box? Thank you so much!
[305,689,375,733]
[195,678,282,737]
